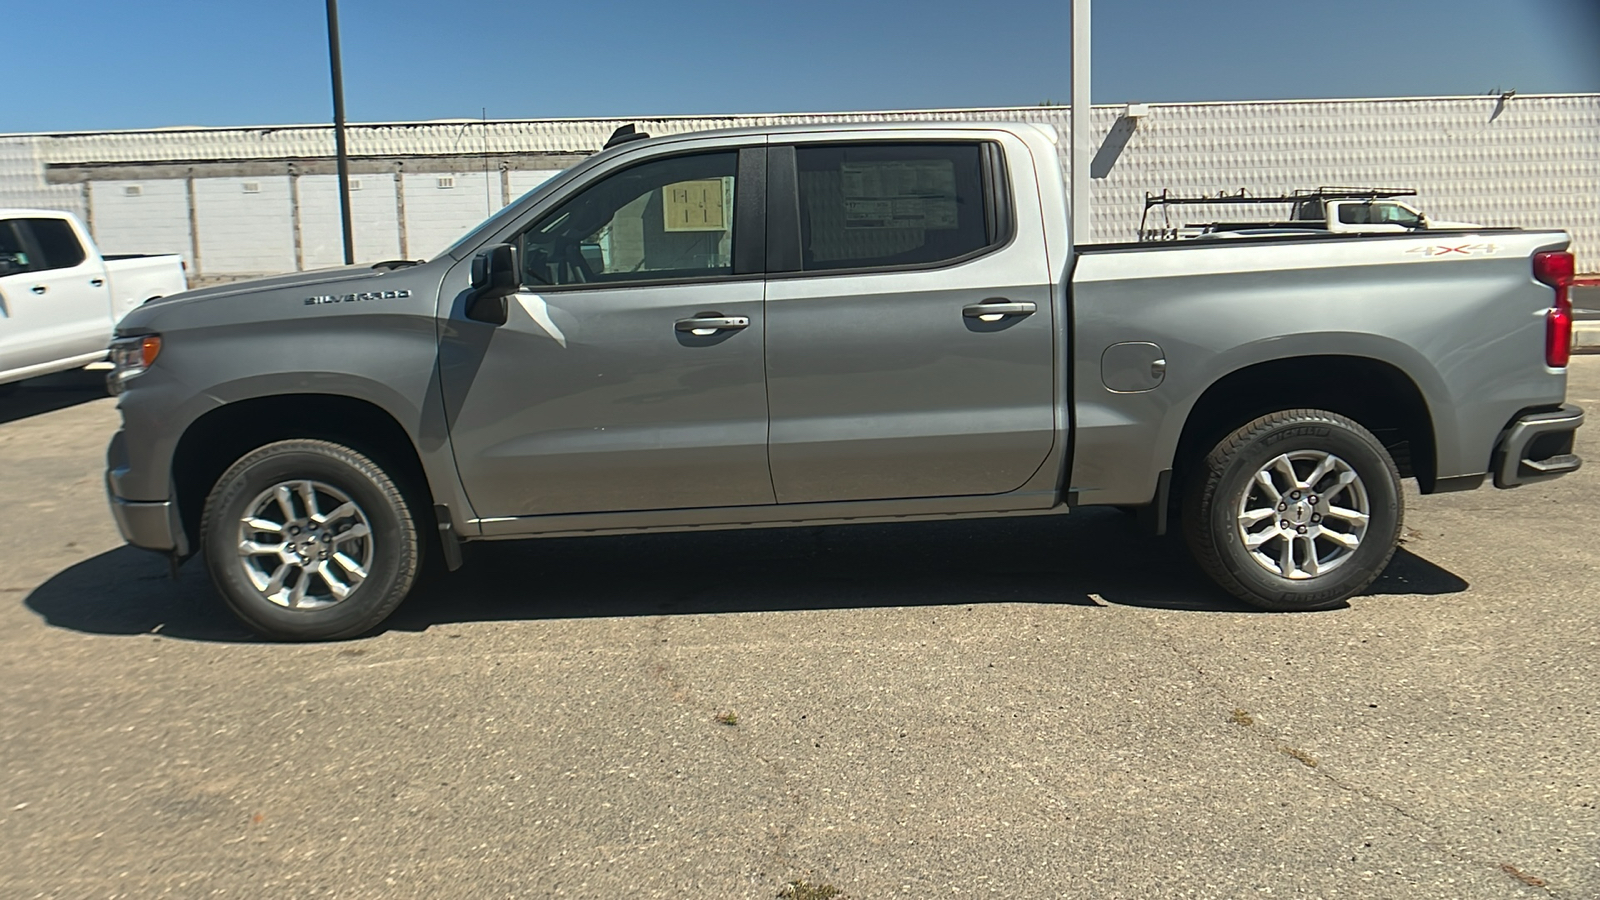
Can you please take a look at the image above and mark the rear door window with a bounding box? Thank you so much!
[792,142,1001,273]
[1336,204,1372,225]
[18,218,87,271]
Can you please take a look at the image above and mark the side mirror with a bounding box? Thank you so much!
[466,243,520,325]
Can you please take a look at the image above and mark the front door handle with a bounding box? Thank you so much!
[90,278,105,287]
[963,299,1035,321]
[31,284,47,295]
[675,314,750,336]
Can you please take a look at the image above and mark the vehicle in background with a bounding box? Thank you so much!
[0,210,187,394]
[102,123,1583,640]
[1139,187,1482,240]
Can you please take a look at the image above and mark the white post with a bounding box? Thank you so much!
[1070,0,1092,246]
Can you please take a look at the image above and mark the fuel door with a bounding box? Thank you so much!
[1101,341,1166,393]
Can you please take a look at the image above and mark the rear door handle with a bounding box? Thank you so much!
[90,278,105,287]
[963,299,1035,321]
[31,284,47,295]
[675,314,750,336]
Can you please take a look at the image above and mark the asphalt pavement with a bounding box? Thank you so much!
[1,364,1596,899]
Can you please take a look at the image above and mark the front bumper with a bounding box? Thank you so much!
[1494,404,1584,488]
[106,429,189,556]
[107,489,189,556]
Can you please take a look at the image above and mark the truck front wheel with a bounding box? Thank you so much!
[1181,409,1402,611]
[200,439,421,640]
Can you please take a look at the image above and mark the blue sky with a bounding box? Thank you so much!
[6,0,1598,132]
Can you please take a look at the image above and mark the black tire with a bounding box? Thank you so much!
[200,439,421,640]
[1181,409,1402,611]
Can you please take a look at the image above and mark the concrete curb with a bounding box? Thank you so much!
[1575,320,1600,355]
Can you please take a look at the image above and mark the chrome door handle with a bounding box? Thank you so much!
[31,285,47,295]
[963,299,1035,320]
[675,315,750,336]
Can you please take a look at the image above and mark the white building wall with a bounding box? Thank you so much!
[87,179,192,268]
[0,136,82,217]
[3,95,1596,272]
[402,171,496,260]
[508,169,563,201]
[297,174,401,269]
[193,176,295,276]
[1074,96,1600,270]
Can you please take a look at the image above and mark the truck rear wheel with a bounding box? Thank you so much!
[200,439,421,640]
[1181,409,1402,611]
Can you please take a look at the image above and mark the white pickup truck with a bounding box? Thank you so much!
[0,210,187,394]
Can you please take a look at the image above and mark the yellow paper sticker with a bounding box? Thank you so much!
[663,179,728,232]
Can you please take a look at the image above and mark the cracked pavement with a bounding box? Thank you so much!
[0,360,1596,899]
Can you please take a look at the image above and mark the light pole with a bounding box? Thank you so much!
[326,0,355,265]
[1070,0,1091,247]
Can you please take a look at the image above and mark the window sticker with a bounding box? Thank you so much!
[663,179,729,232]
[839,160,959,230]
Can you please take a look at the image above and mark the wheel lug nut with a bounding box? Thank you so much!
[1296,525,1308,535]
[1277,502,1287,511]
[1311,513,1321,523]
[1290,491,1300,500]
[1280,519,1291,529]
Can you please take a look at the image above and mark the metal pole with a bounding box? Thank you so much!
[326,0,355,265]
[1070,0,1092,246]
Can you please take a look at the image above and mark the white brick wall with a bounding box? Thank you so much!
[297,173,401,268]
[193,176,295,276]
[402,171,496,260]
[88,179,193,268]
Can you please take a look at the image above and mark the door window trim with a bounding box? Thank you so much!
[507,146,768,294]
[765,139,1015,280]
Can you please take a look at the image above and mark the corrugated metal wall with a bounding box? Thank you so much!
[2,94,1596,276]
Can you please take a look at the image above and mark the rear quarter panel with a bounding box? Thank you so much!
[1069,231,1571,506]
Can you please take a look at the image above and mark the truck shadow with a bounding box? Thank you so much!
[0,370,111,425]
[24,509,1470,643]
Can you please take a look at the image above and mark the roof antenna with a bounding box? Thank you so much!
[604,124,651,149]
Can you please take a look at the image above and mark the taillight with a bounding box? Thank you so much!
[1534,250,1574,368]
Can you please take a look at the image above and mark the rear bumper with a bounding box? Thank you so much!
[1494,404,1584,488]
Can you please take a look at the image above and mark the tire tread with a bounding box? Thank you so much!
[1181,408,1402,611]
[200,439,420,640]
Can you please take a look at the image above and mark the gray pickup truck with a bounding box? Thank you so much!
[103,122,1585,640]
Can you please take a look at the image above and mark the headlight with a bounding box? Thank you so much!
[108,334,162,392]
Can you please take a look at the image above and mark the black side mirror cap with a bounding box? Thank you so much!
[466,243,520,325]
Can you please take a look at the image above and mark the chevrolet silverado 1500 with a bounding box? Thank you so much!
[103,123,1584,640]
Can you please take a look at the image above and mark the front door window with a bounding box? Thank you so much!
[514,152,737,288]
